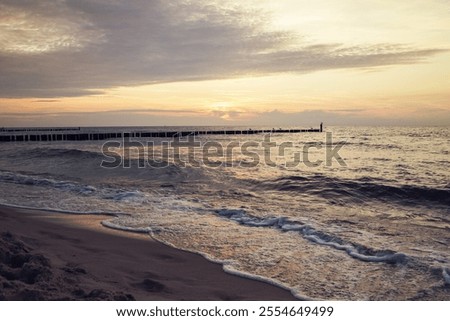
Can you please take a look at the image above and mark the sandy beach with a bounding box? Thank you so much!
[0,205,296,301]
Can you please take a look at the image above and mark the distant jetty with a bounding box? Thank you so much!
[0,127,81,133]
[0,124,323,142]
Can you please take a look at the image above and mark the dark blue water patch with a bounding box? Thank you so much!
[3,146,178,170]
[5,148,103,160]
[250,175,450,207]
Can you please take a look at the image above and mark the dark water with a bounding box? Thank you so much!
[0,126,449,299]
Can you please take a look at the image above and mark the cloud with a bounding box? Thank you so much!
[0,0,105,54]
[0,0,446,98]
[33,99,61,103]
[108,108,203,114]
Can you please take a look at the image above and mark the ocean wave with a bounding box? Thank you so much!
[8,147,104,160]
[252,175,450,206]
[443,268,450,285]
[0,170,97,195]
[103,190,149,202]
[215,208,408,265]
[0,170,159,205]
[0,202,126,217]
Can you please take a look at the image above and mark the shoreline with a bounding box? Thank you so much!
[0,205,297,300]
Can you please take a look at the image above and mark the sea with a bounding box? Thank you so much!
[0,126,449,300]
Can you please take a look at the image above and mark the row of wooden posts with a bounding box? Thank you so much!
[0,125,323,143]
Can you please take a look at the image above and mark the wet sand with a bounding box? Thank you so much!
[0,205,296,300]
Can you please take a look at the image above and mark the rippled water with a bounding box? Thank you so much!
[0,126,449,300]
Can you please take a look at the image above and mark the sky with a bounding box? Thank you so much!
[0,0,449,127]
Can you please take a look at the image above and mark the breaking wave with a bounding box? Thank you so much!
[253,175,450,206]
[216,208,408,264]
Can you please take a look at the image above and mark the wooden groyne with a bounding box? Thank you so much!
[0,124,324,143]
[0,127,81,132]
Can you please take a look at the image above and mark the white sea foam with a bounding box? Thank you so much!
[222,265,314,301]
[108,191,148,202]
[101,220,153,234]
[0,201,124,217]
[0,170,96,195]
[443,267,450,285]
[217,208,409,265]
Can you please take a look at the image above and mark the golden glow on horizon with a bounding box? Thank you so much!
[210,102,233,109]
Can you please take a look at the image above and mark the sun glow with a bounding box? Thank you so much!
[210,102,233,109]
